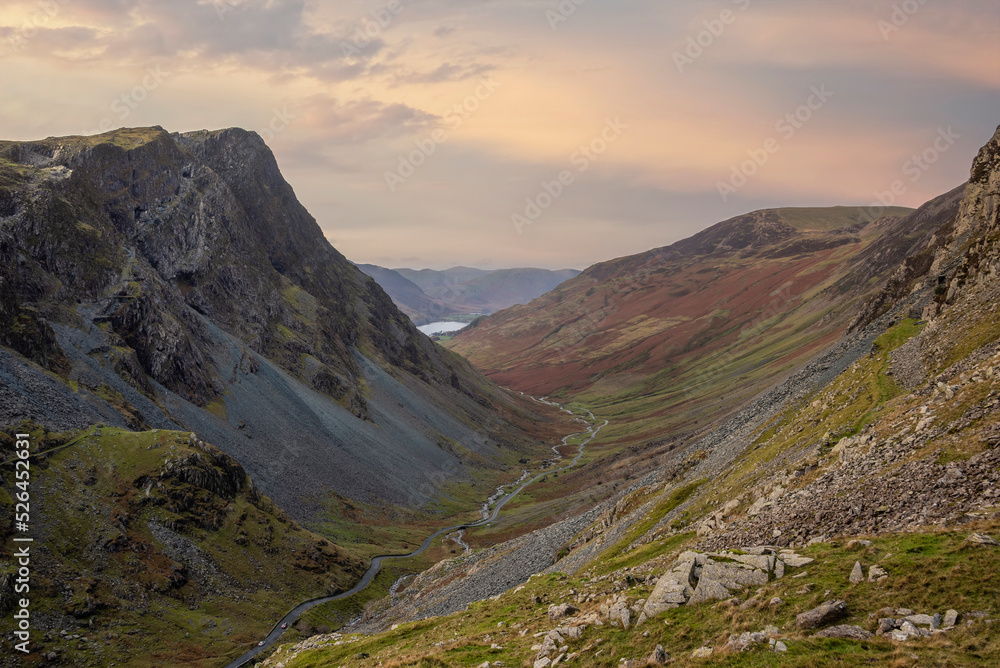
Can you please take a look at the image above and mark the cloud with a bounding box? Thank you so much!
[1,0,997,269]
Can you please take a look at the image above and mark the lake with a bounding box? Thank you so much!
[418,321,469,336]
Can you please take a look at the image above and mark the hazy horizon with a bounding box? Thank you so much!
[2,0,997,270]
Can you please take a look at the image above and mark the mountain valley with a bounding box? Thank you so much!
[1,124,999,668]
[258,128,1000,666]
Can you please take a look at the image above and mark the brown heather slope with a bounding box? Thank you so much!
[448,204,960,451]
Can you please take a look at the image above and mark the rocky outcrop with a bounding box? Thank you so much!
[642,547,809,616]
[0,127,560,519]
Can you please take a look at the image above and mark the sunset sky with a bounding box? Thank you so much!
[1,0,998,270]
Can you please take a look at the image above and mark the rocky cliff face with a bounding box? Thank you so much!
[0,127,561,520]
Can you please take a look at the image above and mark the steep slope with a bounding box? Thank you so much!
[449,204,936,450]
[262,128,1000,668]
[0,127,568,526]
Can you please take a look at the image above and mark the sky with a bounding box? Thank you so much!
[1,1,998,270]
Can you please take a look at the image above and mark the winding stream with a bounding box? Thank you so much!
[225,398,606,667]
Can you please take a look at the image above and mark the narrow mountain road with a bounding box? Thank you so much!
[225,398,606,668]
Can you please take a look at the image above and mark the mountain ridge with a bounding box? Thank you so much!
[358,264,581,325]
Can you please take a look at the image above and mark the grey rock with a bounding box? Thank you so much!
[727,631,768,652]
[877,618,897,634]
[815,625,873,640]
[965,533,999,546]
[648,644,669,665]
[779,552,814,567]
[687,577,732,605]
[849,561,864,583]
[904,614,936,627]
[796,600,848,629]
[691,647,713,658]
[943,609,959,627]
[547,604,579,622]
[700,560,769,588]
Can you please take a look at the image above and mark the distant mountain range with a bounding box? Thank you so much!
[355,264,580,325]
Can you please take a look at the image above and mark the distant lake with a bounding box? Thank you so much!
[418,321,468,336]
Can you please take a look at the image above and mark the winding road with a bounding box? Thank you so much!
[225,398,606,667]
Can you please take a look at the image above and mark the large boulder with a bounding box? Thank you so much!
[815,625,872,640]
[796,600,848,629]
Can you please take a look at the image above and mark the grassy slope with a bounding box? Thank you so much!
[262,522,1000,667]
[0,427,367,667]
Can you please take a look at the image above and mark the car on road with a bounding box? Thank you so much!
[281,623,287,629]
[257,641,265,646]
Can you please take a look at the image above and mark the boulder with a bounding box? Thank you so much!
[943,609,960,627]
[700,560,768,588]
[965,533,999,546]
[690,646,713,659]
[778,551,814,567]
[687,577,732,605]
[796,600,848,629]
[726,631,768,652]
[904,614,936,627]
[547,604,579,622]
[815,625,873,640]
[868,565,888,581]
[849,561,864,584]
[648,644,670,665]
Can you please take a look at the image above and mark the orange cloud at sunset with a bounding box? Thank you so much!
[1,0,997,269]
